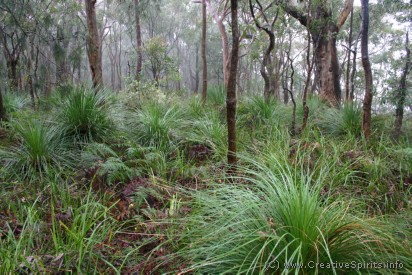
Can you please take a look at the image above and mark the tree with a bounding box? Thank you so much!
[144,36,177,85]
[226,0,239,169]
[202,0,208,105]
[361,0,373,141]
[275,0,354,106]
[393,32,411,139]
[0,88,4,121]
[134,0,143,80]
[249,0,281,102]
[205,0,231,89]
[85,0,103,89]
[0,1,25,91]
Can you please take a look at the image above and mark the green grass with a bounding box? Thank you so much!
[58,88,112,143]
[0,118,75,182]
[0,87,411,273]
[127,102,183,150]
[315,103,362,137]
[175,154,411,274]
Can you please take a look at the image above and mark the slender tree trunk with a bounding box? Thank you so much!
[393,32,411,139]
[218,19,230,90]
[350,33,360,101]
[134,0,143,80]
[249,0,276,102]
[0,88,5,121]
[360,0,373,141]
[285,36,296,135]
[201,0,208,105]
[345,7,354,102]
[302,12,314,132]
[54,26,70,85]
[195,44,200,93]
[227,0,239,169]
[206,0,230,90]
[85,0,103,89]
[6,59,19,91]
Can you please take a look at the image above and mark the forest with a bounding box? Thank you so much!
[0,0,411,273]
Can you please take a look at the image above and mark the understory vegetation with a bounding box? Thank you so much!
[0,87,411,274]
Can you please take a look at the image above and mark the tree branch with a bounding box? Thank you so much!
[337,0,354,31]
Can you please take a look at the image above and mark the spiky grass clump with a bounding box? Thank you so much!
[0,119,75,182]
[187,112,227,159]
[2,93,30,118]
[176,155,411,274]
[128,103,183,150]
[58,88,112,143]
[207,85,226,107]
[316,103,362,137]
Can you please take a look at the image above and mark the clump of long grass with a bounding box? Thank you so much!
[207,85,226,107]
[0,119,75,182]
[2,93,30,119]
[127,102,183,150]
[58,88,112,143]
[316,103,362,137]
[175,154,411,274]
[187,112,227,159]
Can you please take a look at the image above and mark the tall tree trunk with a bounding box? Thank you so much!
[393,32,410,139]
[278,0,353,107]
[85,0,103,89]
[1,31,20,91]
[249,0,277,102]
[218,19,230,90]
[0,88,5,121]
[201,0,208,105]
[302,10,314,132]
[54,26,70,85]
[312,22,342,106]
[195,44,200,93]
[360,0,373,141]
[134,0,143,80]
[6,59,19,91]
[350,32,360,101]
[345,7,354,102]
[227,0,239,169]
[206,0,230,90]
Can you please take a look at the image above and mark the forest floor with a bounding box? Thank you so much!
[0,87,411,274]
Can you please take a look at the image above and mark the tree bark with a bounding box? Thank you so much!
[227,0,239,169]
[360,0,373,141]
[1,30,21,91]
[345,7,354,102]
[0,88,5,121]
[312,22,342,106]
[249,0,278,102]
[195,44,200,93]
[6,59,19,91]
[134,0,143,80]
[54,26,70,85]
[393,32,410,139]
[277,0,354,107]
[206,0,230,89]
[201,0,208,105]
[85,0,103,89]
